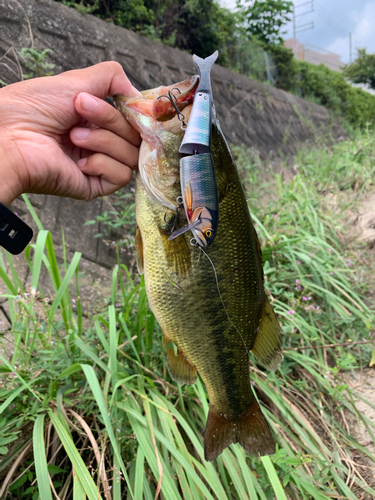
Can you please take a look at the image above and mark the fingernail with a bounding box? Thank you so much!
[81,93,98,111]
[131,85,143,97]
[74,128,90,140]
[77,157,88,167]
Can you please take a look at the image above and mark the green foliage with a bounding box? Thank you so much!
[56,0,375,130]
[237,0,293,45]
[343,48,375,90]
[264,42,296,90]
[18,48,55,79]
[57,0,289,69]
[252,45,375,127]
[85,188,136,254]
[1,131,375,498]
[296,60,375,127]
[59,0,238,57]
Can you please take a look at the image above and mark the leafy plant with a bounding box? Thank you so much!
[237,0,293,45]
[0,131,375,498]
[295,59,375,127]
[18,48,55,79]
[343,48,375,90]
[85,188,136,255]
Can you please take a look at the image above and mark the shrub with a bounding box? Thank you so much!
[296,61,375,127]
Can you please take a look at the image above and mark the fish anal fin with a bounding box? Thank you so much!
[252,296,283,372]
[204,400,275,461]
[164,336,197,385]
[135,226,144,275]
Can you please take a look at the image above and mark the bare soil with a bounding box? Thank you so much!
[342,189,375,493]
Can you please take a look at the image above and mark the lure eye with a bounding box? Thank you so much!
[205,229,213,238]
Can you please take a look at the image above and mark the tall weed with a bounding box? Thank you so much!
[0,132,374,499]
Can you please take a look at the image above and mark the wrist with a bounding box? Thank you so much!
[0,133,23,206]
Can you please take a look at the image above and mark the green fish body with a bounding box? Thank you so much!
[114,76,283,461]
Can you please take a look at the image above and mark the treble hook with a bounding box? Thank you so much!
[157,89,187,130]
[164,203,184,235]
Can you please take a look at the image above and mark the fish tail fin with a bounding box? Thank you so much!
[204,400,275,461]
[251,296,283,372]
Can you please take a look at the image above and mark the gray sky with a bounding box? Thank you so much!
[220,0,375,64]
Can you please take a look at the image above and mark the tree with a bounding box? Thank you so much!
[58,0,238,59]
[237,0,293,45]
[343,48,375,89]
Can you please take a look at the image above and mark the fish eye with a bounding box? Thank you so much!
[205,229,213,238]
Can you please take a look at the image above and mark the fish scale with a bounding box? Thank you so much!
[115,75,283,461]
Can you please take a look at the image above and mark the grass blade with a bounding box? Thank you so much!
[261,456,287,500]
[48,251,81,323]
[73,468,87,500]
[49,410,103,500]
[33,414,53,500]
[22,194,43,231]
[81,364,134,499]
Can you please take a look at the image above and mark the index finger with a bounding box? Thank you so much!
[61,61,143,100]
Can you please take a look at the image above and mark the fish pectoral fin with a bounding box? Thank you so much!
[164,336,197,385]
[135,226,144,275]
[251,296,283,372]
[160,230,192,277]
[204,400,275,462]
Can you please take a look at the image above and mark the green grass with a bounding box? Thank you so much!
[0,130,375,499]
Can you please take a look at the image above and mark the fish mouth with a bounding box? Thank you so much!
[113,75,199,131]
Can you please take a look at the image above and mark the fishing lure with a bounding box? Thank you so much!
[168,51,219,247]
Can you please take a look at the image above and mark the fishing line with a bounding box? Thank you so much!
[198,246,251,362]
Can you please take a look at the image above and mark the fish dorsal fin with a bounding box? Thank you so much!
[135,226,144,275]
[251,296,283,372]
[164,335,197,385]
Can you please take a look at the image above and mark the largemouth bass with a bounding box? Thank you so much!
[114,75,283,461]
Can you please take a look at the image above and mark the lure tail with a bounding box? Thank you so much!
[179,50,218,155]
[193,51,219,94]
[204,400,275,462]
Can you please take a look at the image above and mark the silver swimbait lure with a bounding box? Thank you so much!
[168,51,219,247]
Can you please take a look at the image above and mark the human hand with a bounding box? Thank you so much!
[0,61,141,206]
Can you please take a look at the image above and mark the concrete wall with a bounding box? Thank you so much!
[0,0,342,269]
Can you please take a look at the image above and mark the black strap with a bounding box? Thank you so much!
[0,202,33,255]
